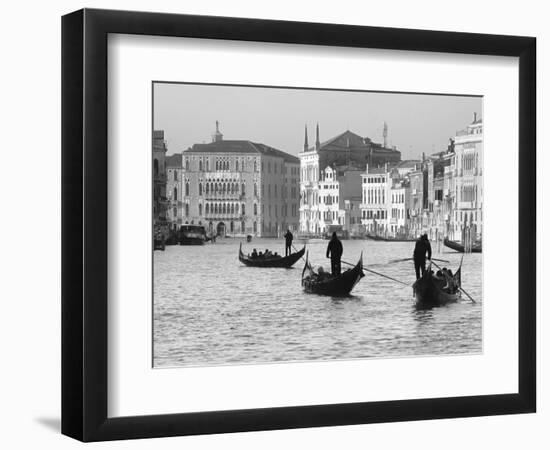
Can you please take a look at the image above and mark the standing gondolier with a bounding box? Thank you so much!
[326,232,343,276]
[413,233,432,280]
[284,229,293,256]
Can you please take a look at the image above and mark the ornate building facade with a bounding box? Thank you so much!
[152,130,168,234]
[168,122,300,237]
[299,125,401,234]
[451,114,483,244]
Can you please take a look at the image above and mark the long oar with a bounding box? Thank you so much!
[390,257,450,264]
[430,259,476,303]
[340,259,410,287]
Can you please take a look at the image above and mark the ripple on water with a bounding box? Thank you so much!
[153,238,482,367]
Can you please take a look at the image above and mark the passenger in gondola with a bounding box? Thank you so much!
[326,232,343,276]
[265,249,271,258]
[251,248,258,258]
[413,233,432,280]
[284,229,293,256]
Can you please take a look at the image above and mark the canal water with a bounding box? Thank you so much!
[153,238,482,368]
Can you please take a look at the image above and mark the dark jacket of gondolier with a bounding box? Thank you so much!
[326,232,343,276]
[413,234,432,279]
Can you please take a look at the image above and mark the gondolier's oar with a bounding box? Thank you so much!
[339,259,410,287]
[430,259,476,303]
[389,257,451,264]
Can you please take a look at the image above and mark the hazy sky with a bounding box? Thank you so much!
[153,83,482,161]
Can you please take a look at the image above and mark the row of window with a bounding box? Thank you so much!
[363,189,386,205]
[363,177,387,184]
[362,210,388,220]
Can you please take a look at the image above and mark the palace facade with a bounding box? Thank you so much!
[166,122,300,237]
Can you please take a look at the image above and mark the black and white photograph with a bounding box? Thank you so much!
[152,83,483,368]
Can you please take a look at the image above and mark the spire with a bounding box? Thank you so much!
[315,123,320,150]
[304,124,309,151]
[212,120,223,143]
[383,121,388,148]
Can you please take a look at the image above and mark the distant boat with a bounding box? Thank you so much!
[443,237,482,253]
[413,261,462,308]
[153,236,165,251]
[178,225,207,245]
[238,243,305,268]
[301,252,364,296]
[366,233,415,242]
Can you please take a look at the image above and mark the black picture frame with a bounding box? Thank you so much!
[62,8,536,442]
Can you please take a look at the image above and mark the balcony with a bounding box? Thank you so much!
[205,193,242,201]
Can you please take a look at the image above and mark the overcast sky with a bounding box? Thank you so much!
[153,82,482,161]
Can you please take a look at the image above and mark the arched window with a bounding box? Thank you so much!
[173,187,178,201]
[185,182,189,196]
[254,204,257,215]
[206,159,210,171]
[199,204,203,216]
[205,204,209,214]
[235,204,239,214]
[185,159,189,170]
[173,170,178,181]
[199,183,203,196]
[206,183,209,194]
[236,160,239,171]
[241,160,245,171]
[241,203,246,215]
[222,203,226,214]
[253,221,257,232]
[199,160,203,171]
[154,159,159,176]
[230,221,234,232]
[173,207,177,218]
[254,183,257,196]
[185,204,189,216]
[230,204,234,214]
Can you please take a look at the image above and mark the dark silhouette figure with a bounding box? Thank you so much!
[413,233,432,280]
[326,232,343,276]
[284,229,293,256]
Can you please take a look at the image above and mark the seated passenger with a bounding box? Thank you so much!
[251,249,258,258]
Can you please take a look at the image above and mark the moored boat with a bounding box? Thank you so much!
[301,252,364,296]
[413,262,462,307]
[443,237,482,253]
[238,243,305,268]
[366,233,415,242]
[178,225,207,245]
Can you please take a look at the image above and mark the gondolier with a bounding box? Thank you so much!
[413,233,432,280]
[326,232,343,276]
[284,229,293,256]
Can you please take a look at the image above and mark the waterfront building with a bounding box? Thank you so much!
[406,161,427,238]
[426,148,454,243]
[314,165,363,235]
[452,114,483,244]
[389,177,410,237]
[299,124,401,234]
[153,130,168,235]
[174,122,299,237]
[165,153,182,229]
[360,164,392,236]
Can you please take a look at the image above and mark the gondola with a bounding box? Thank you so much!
[301,252,364,296]
[443,237,482,253]
[413,261,462,307]
[238,243,305,268]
